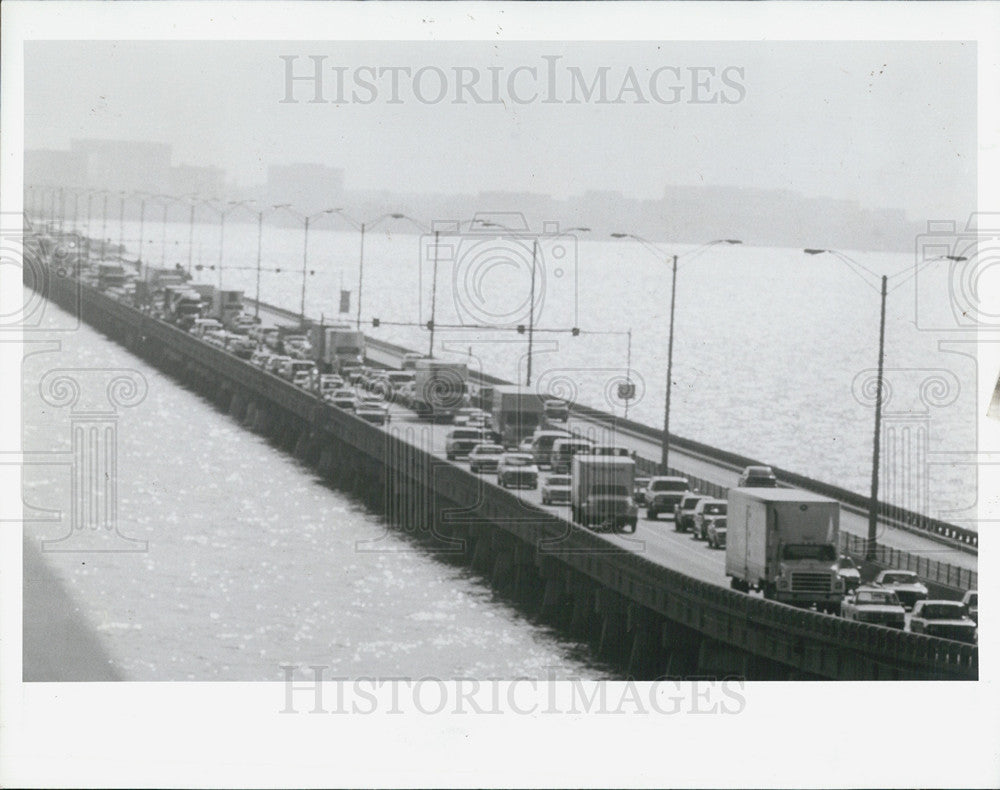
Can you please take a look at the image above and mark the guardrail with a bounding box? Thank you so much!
[36,269,978,679]
[840,533,977,592]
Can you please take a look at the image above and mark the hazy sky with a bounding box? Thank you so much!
[25,40,976,221]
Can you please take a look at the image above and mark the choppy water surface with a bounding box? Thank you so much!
[22,305,612,680]
[130,219,976,520]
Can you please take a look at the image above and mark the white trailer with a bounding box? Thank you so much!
[726,488,844,611]
[571,455,638,533]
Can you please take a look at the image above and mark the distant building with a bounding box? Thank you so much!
[266,163,345,214]
[170,164,226,200]
[25,149,87,187]
[70,139,172,194]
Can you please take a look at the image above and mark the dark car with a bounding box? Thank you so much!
[737,465,778,488]
[693,499,727,541]
[446,428,492,460]
[543,398,570,422]
[550,439,593,474]
[673,493,705,533]
[909,600,977,644]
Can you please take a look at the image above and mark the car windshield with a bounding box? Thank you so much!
[504,455,534,467]
[452,430,484,439]
[781,544,836,561]
[547,476,571,486]
[703,503,726,515]
[590,484,628,497]
[594,447,629,456]
[919,603,965,620]
[856,590,900,606]
[838,557,858,570]
[882,573,918,585]
[651,479,687,491]
[556,443,590,454]
[474,445,503,455]
[966,593,978,606]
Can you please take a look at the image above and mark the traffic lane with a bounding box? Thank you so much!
[382,409,731,586]
[565,415,978,572]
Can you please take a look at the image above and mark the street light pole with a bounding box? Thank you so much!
[187,200,197,274]
[100,191,109,260]
[625,327,633,420]
[662,253,678,472]
[254,209,263,319]
[300,215,311,325]
[118,192,126,257]
[526,238,539,387]
[161,200,171,268]
[429,229,440,358]
[356,222,366,330]
[867,274,888,560]
[137,198,146,269]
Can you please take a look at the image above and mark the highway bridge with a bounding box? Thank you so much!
[25,237,978,680]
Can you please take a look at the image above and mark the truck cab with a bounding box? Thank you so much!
[571,455,638,533]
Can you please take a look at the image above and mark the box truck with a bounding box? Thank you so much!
[490,385,545,447]
[311,323,366,373]
[725,488,844,611]
[571,455,638,533]
[412,360,469,421]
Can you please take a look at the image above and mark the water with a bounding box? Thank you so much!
[22,303,613,681]
[90,217,977,521]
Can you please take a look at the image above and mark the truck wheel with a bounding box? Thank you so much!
[628,519,637,533]
[647,509,657,520]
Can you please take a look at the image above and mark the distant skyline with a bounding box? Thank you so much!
[23,41,977,227]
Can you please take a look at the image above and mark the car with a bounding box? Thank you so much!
[400,352,423,371]
[644,476,689,520]
[529,429,573,468]
[354,398,390,426]
[292,370,313,388]
[468,443,505,474]
[550,438,594,474]
[873,569,929,609]
[445,428,492,460]
[452,407,484,426]
[396,381,416,408]
[673,493,706,533]
[634,477,651,506]
[737,465,778,487]
[266,354,292,376]
[497,453,539,490]
[319,374,344,395]
[693,498,727,541]
[327,388,358,411]
[839,586,906,628]
[836,555,862,592]
[707,516,727,549]
[518,437,535,453]
[908,600,977,644]
[541,474,572,505]
[961,590,978,624]
[249,350,271,368]
[543,398,570,422]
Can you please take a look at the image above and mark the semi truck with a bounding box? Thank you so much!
[196,287,245,328]
[571,455,638,533]
[311,323,366,373]
[412,360,469,421]
[490,385,545,448]
[725,488,844,612]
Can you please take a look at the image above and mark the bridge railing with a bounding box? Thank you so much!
[839,533,977,592]
[38,268,979,680]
